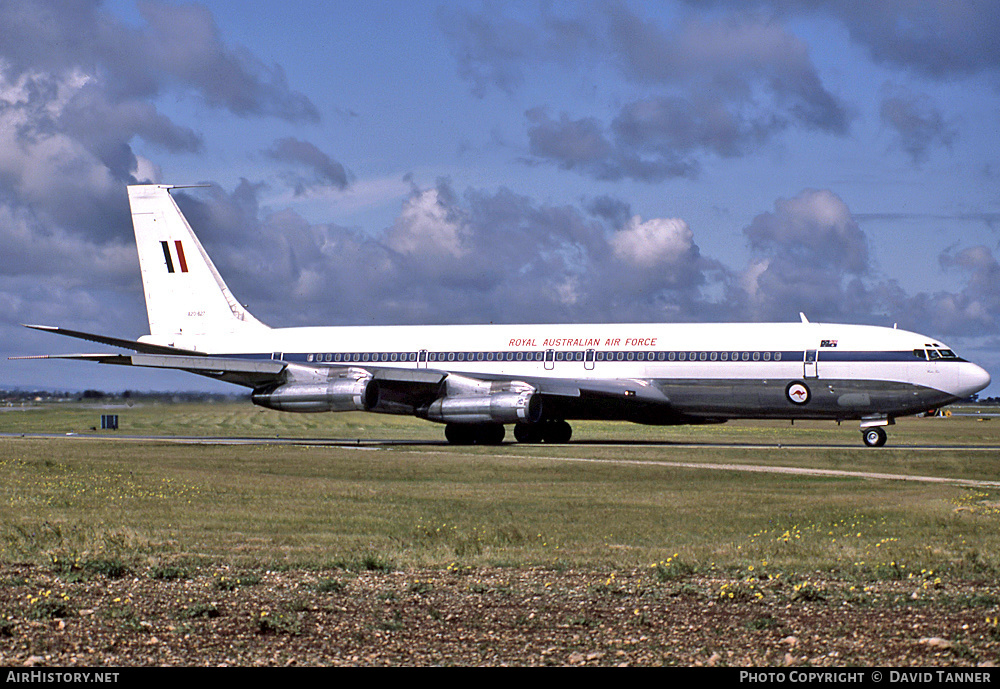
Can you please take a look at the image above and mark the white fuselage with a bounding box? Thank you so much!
[144,320,990,423]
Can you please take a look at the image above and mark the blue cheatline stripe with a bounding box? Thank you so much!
[218,350,954,365]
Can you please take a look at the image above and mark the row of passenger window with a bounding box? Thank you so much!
[304,350,785,363]
[600,350,784,362]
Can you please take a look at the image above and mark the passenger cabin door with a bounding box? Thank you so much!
[544,349,555,370]
[418,349,428,369]
[584,349,595,370]
[803,349,819,378]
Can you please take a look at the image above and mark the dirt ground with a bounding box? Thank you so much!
[2,563,999,667]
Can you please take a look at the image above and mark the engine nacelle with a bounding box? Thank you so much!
[425,391,542,425]
[252,377,376,413]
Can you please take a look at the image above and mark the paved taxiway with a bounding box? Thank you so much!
[6,432,1000,490]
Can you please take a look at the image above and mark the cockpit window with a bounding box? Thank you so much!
[914,347,959,360]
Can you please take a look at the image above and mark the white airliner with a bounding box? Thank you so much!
[21,184,991,447]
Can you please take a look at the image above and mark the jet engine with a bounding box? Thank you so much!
[425,390,542,425]
[252,376,377,413]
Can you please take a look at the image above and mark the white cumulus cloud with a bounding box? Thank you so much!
[611,215,695,268]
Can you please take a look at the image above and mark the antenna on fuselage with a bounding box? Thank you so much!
[799,312,810,323]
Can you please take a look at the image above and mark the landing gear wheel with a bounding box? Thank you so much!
[514,423,543,443]
[862,427,887,448]
[445,423,505,445]
[445,423,473,445]
[479,423,505,445]
[541,420,572,444]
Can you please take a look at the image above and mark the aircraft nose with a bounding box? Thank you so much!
[959,362,991,398]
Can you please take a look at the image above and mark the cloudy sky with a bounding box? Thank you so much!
[3,0,999,395]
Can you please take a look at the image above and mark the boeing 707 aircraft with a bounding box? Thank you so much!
[20,185,991,447]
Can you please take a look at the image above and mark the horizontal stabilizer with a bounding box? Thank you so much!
[14,351,287,389]
[9,353,133,364]
[23,324,204,356]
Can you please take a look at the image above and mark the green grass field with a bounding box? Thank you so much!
[1,401,999,583]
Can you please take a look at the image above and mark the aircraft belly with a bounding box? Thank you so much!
[652,378,955,421]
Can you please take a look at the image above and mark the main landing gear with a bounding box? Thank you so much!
[443,420,573,445]
[444,422,505,445]
[513,420,572,444]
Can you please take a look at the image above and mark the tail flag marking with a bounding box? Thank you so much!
[174,240,189,272]
[159,240,189,274]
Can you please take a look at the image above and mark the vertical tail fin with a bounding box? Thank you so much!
[127,185,269,343]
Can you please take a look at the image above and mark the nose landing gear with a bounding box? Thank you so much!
[862,426,887,447]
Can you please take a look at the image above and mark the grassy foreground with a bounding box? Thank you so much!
[1,402,999,581]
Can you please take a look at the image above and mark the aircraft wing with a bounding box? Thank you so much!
[19,323,673,419]
[530,376,671,404]
[129,354,286,388]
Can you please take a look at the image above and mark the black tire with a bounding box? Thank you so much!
[862,427,887,447]
[445,423,473,445]
[479,423,505,445]
[542,420,572,444]
[446,423,505,445]
[514,423,543,443]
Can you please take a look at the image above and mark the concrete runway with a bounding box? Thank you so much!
[6,431,1000,489]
